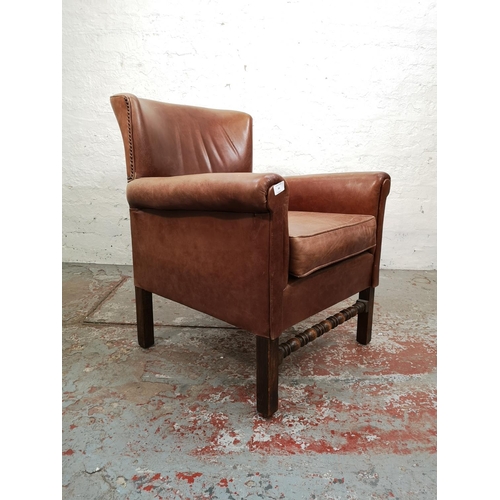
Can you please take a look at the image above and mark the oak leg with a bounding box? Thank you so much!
[135,286,154,348]
[256,336,280,418]
[356,287,375,345]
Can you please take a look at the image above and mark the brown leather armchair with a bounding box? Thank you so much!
[110,93,391,418]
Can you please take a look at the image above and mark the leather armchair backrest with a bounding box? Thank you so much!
[110,94,253,180]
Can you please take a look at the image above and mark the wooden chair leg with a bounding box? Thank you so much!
[356,287,375,345]
[135,286,154,348]
[256,336,280,418]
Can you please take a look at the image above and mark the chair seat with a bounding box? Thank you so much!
[288,211,377,278]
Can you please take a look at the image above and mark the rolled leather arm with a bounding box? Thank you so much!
[126,172,286,213]
[286,171,391,217]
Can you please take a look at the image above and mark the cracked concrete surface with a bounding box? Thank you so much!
[62,264,436,499]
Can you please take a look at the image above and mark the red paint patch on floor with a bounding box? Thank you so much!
[384,390,437,420]
[247,433,337,454]
[363,341,436,376]
[176,472,202,484]
[295,338,436,377]
[219,478,228,487]
[196,385,252,404]
[62,449,74,456]
[338,426,436,455]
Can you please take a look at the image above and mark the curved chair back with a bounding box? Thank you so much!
[110,93,253,181]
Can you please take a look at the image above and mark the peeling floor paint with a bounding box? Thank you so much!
[62,264,436,499]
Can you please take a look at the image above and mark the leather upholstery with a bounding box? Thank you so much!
[288,212,376,278]
[286,172,390,216]
[127,172,285,213]
[130,208,274,336]
[110,94,252,181]
[110,93,391,339]
[111,93,392,417]
[286,172,391,287]
[283,252,373,331]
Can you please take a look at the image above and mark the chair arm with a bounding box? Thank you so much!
[286,172,390,217]
[126,172,286,213]
[287,172,390,288]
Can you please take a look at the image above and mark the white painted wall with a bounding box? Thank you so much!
[62,0,436,269]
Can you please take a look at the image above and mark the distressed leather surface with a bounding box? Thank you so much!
[282,252,374,331]
[111,94,391,338]
[288,212,376,278]
[286,172,391,287]
[126,173,285,213]
[130,208,273,336]
[110,94,252,180]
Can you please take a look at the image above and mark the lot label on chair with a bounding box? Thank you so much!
[273,181,285,195]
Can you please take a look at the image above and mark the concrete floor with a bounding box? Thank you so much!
[62,264,436,499]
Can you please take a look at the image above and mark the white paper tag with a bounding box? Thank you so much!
[273,181,285,195]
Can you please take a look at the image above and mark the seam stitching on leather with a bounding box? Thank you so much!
[371,176,389,287]
[124,95,134,182]
[289,216,376,239]
[290,246,376,278]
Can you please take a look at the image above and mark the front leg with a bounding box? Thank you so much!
[256,336,280,418]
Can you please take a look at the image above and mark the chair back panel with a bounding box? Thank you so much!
[111,94,253,180]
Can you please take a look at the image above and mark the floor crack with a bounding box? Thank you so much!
[83,276,128,323]
[85,466,104,475]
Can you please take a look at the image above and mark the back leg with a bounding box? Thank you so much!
[356,287,375,345]
[135,286,154,348]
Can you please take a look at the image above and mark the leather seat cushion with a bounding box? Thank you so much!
[288,211,377,278]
